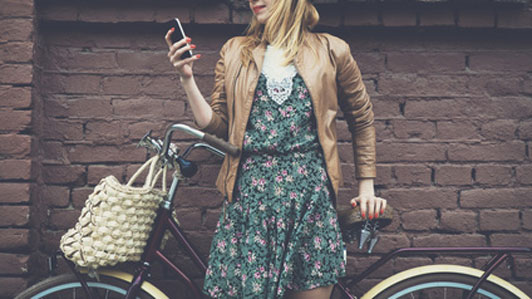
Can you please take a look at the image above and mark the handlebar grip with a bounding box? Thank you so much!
[203,133,240,157]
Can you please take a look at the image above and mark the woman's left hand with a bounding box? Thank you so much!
[349,178,387,220]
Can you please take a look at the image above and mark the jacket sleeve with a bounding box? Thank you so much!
[336,39,377,179]
[194,39,231,140]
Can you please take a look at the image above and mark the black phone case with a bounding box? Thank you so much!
[170,18,193,59]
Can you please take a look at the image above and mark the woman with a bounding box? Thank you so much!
[165,0,386,298]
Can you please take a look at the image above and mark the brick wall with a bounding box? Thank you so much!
[1,0,531,297]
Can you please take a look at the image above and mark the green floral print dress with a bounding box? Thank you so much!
[202,70,347,298]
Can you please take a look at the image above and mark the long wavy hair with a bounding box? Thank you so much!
[240,0,320,67]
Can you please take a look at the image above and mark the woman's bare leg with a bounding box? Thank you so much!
[284,284,334,299]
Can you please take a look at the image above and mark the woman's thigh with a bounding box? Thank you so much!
[283,284,334,299]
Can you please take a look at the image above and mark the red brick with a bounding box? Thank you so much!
[48,48,118,71]
[0,64,32,84]
[498,8,532,29]
[516,165,532,185]
[116,51,169,73]
[457,7,495,28]
[43,74,101,94]
[377,142,446,162]
[448,142,526,162]
[436,120,480,140]
[0,277,27,298]
[49,209,80,230]
[374,165,393,186]
[518,120,532,140]
[0,206,30,226]
[67,98,113,118]
[88,165,125,185]
[344,7,380,26]
[434,256,473,267]
[413,234,486,247]
[382,7,416,27]
[480,120,518,141]
[380,188,457,211]
[393,120,435,140]
[469,75,523,97]
[0,134,31,157]
[469,52,532,72]
[0,253,29,275]
[435,165,472,186]
[0,183,30,204]
[43,118,83,141]
[153,5,192,23]
[401,209,437,231]
[355,52,386,74]
[515,258,532,279]
[0,110,31,132]
[394,165,431,186]
[0,229,30,250]
[0,0,34,16]
[68,144,145,163]
[42,164,85,185]
[232,9,252,25]
[42,185,70,207]
[490,233,532,247]
[419,7,454,26]
[0,19,33,41]
[0,159,31,180]
[126,121,167,140]
[38,3,77,21]
[174,208,202,230]
[474,256,511,278]
[523,210,532,230]
[204,208,222,230]
[387,52,464,73]
[475,165,513,185]
[479,209,520,231]
[317,6,341,27]
[405,98,473,119]
[176,187,222,208]
[142,76,186,98]
[345,256,393,279]
[0,42,33,63]
[194,4,230,24]
[189,164,223,187]
[394,257,433,273]
[461,188,532,208]
[42,141,68,164]
[78,4,155,23]
[85,120,128,143]
[440,210,477,232]
[71,187,93,209]
[0,86,31,108]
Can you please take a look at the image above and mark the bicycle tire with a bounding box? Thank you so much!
[14,273,156,299]
[369,269,528,299]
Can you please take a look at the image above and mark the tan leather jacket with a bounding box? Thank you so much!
[199,31,376,203]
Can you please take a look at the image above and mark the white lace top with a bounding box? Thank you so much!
[261,45,297,105]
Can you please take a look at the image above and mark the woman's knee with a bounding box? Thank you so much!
[284,284,334,299]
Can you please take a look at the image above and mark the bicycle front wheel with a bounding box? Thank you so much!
[365,265,529,299]
[14,274,156,299]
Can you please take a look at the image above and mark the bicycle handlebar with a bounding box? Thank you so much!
[161,124,240,159]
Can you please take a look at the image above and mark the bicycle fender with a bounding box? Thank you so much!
[361,264,530,299]
[83,269,169,299]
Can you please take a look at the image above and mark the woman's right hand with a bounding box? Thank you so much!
[165,28,201,79]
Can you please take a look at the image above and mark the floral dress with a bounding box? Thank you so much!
[202,53,347,298]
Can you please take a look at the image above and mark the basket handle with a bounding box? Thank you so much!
[126,156,160,188]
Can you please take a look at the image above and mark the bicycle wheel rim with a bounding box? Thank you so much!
[15,274,154,299]
[373,273,520,299]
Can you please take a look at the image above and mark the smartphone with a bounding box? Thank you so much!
[169,18,193,59]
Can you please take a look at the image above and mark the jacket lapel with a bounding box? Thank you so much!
[251,42,266,72]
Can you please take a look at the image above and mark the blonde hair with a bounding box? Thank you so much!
[241,0,319,67]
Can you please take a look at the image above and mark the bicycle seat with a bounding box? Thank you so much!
[337,205,394,253]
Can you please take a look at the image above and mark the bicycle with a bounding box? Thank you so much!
[15,123,532,299]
